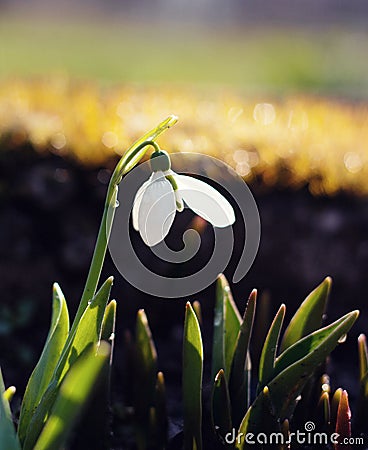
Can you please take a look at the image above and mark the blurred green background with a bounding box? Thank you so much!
[0,10,368,96]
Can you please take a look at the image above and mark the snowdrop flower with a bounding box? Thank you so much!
[132,150,235,246]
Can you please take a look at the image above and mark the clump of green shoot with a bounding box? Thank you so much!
[140,276,358,450]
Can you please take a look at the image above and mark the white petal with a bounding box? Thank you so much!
[138,173,176,246]
[132,174,154,231]
[176,174,235,227]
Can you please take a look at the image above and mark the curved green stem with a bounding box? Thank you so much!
[69,116,178,335]
[110,140,161,186]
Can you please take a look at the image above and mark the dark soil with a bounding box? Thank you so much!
[0,146,367,448]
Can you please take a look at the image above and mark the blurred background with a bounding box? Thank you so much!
[1,0,368,438]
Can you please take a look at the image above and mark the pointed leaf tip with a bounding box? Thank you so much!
[3,386,16,402]
[258,304,286,392]
[183,301,203,450]
[138,309,147,321]
[0,371,21,450]
[212,368,232,440]
[335,389,351,448]
[215,368,225,382]
[166,114,179,126]
[157,371,165,384]
[280,277,332,352]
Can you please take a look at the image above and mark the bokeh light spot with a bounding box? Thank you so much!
[253,103,276,125]
[102,131,118,148]
[344,152,363,173]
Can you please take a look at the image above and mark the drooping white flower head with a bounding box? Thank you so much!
[132,150,235,246]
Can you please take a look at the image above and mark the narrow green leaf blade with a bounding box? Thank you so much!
[151,371,168,450]
[18,283,69,443]
[0,369,21,450]
[231,354,252,430]
[22,380,59,450]
[280,277,331,352]
[230,289,256,390]
[223,278,242,377]
[134,309,158,450]
[229,290,256,427]
[183,302,203,450]
[355,335,368,434]
[33,343,110,450]
[358,333,368,381]
[56,276,113,380]
[100,300,117,342]
[135,310,157,382]
[100,299,117,366]
[73,300,117,450]
[258,304,286,393]
[212,274,241,381]
[211,369,232,442]
[212,277,226,381]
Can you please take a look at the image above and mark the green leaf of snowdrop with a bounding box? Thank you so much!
[228,289,256,427]
[134,309,158,450]
[55,276,113,380]
[22,277,112,450]
[212,274,241,381]
[280,277,331,352]
[183,302,203,450]
[211,369,232,441]
[33,342,110,450]
[18,283,69,444]
[258,304,286,393]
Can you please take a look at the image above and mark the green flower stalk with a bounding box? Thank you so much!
[71,115,178,336]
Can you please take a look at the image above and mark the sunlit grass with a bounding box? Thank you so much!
[1,77,368,195]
